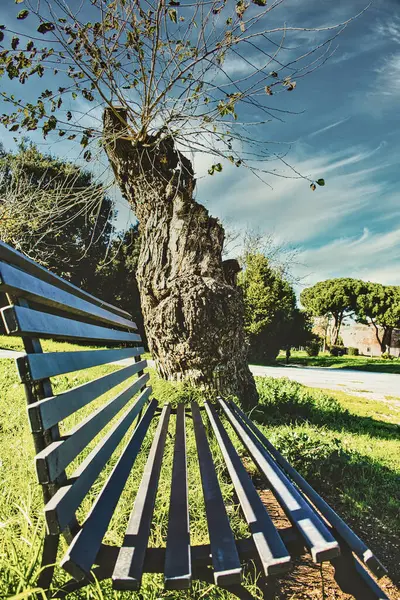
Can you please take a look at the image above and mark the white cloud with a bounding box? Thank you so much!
[308,117,350,138]
[294,227,400,287]
[195,145,387,245]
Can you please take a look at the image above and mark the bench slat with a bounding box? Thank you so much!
[0,240,131,320]
[191,402,242,586]
[112,404,171,591]
[1,305,141,344]
[36,373,149,483]
[204,402,292,577]
[0,261,137,330]
[45,390,154,535]
[228,400,387,578]
[165,404,191,590]
[218,398,340,563]
[60,399,158,581]
[17,347,144,382]
[28,360,147,432]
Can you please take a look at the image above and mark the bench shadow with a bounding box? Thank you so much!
[250,403,400,585]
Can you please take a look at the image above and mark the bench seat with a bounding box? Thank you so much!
[0,241,390,600]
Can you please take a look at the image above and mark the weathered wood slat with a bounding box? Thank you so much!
[60,399,158,581]
[191,402,242,586]
[204,402,292,577]
[0,240,130,319]
[164,404,191,590]
[217,397,340,563]
[0,261,137,330]
[28,360,147,432]
[112,404,171,591]
[36,373,149,483]
[1,305,141,343]
[45,391,154,535]
[228,400,387,578]
[17,347,144,382]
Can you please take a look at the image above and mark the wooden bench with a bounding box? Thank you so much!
[0,240,390,599]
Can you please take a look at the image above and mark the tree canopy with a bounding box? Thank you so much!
[301,277,400,354]
[355,283,400,353]
[0,142,113,286]
[300,278,360,345]
[0,143,144,336]
[239,252,298,363]
[0,0,355,185]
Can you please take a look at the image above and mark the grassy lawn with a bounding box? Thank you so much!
[277,349,400,374]
[0,338,399,598]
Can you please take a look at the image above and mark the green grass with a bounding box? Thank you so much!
[276,349,400,374]
[0,339,399,598]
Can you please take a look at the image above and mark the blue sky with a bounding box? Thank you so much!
[1,0,400,289]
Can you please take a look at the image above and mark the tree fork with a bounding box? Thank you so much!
[103,107,258,407]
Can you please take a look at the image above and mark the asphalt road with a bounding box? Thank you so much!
[249,364,400,405]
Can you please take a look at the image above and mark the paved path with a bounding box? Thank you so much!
[2,349,398,406]
[0,349,25,359]
[249,364,400,405]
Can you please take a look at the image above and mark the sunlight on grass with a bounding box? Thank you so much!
[277,349,400,374]
[0,342,398,598]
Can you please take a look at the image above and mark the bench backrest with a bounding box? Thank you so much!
[0,241,151,538]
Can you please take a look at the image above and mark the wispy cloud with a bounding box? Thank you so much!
[295,227,400,287]
[195,144,388,247]
[308,117,350,138]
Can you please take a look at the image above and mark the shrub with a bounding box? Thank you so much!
[330,345,345,357]
[347,347,359,356]
[305,340,320,356]
[381,352,394,360]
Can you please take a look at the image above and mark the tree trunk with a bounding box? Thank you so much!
[103,108,258,407]
[383,327,393,355]
[371,321,385,353]
[331,314,340,345]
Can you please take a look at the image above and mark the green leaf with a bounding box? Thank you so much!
[252,0,267,5]
[17,9,29,19]
[37,22,55,34]
[168,9,177,23]
[11,36,19,50]
[316,178,325,186]
[9,124,19,131]
[15,0,25,3]
[0,31,4,43]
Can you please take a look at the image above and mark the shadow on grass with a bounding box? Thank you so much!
[253,377,399,441]
[250,376,400,581]
[269,429,400,582]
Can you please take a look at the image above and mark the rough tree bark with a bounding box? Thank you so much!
[103,108,258,407]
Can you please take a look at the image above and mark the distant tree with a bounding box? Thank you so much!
[300,278,360,345]
[0,0,358,405]
[239,252,296,364]
[0,142,114,288]
[0,143,144,330]
[355,283,400,354]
